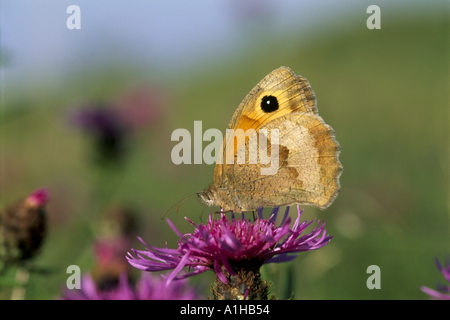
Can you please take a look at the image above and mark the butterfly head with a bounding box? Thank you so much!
[198,184,241,212]
[198,185,216,207]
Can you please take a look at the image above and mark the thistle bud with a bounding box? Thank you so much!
[0,188,50,264]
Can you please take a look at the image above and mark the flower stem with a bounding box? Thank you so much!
[11,266,29,300]
[210,259,275,300]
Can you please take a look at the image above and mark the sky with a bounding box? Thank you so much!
[0,0,434,88]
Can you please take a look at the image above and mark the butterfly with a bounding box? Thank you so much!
[195,67,343,213]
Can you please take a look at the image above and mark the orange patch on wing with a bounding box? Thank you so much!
[299,116,342,190]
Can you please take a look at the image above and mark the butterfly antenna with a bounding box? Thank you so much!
[161,191,204,219]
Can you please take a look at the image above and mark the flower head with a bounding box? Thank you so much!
[71,105,126,163]
[127,206,332,288]
[421,256,450,300]
[91,236,133,290]
[61,272,200,300]
[24,188,51,208]
[1,188,49,264]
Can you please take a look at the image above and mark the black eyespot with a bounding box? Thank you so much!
[261,95,279,113]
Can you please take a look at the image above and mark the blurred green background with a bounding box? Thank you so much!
[0,0,448,299]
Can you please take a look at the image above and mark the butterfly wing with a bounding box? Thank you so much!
[228,112,342,210]
[214,66,317,186]
[215,67,342,210]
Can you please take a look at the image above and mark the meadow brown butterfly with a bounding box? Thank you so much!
[197,67,343,213]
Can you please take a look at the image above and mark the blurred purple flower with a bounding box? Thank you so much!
[72,105,123,135]
[25,188,51,208]
[91,236,133,291]
[70,87,166,163]
[71,105,126,163]
[127,206,332,285]
[61,272,201,300]
[421,256,450,300]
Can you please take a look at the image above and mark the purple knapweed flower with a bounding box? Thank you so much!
[127,206,331,292]
[421,256,450,300]
[72,105,123,136]
[91,236,133,291]
[24,188,51,208]
[61,272,200,300]
[71,105,126,163]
